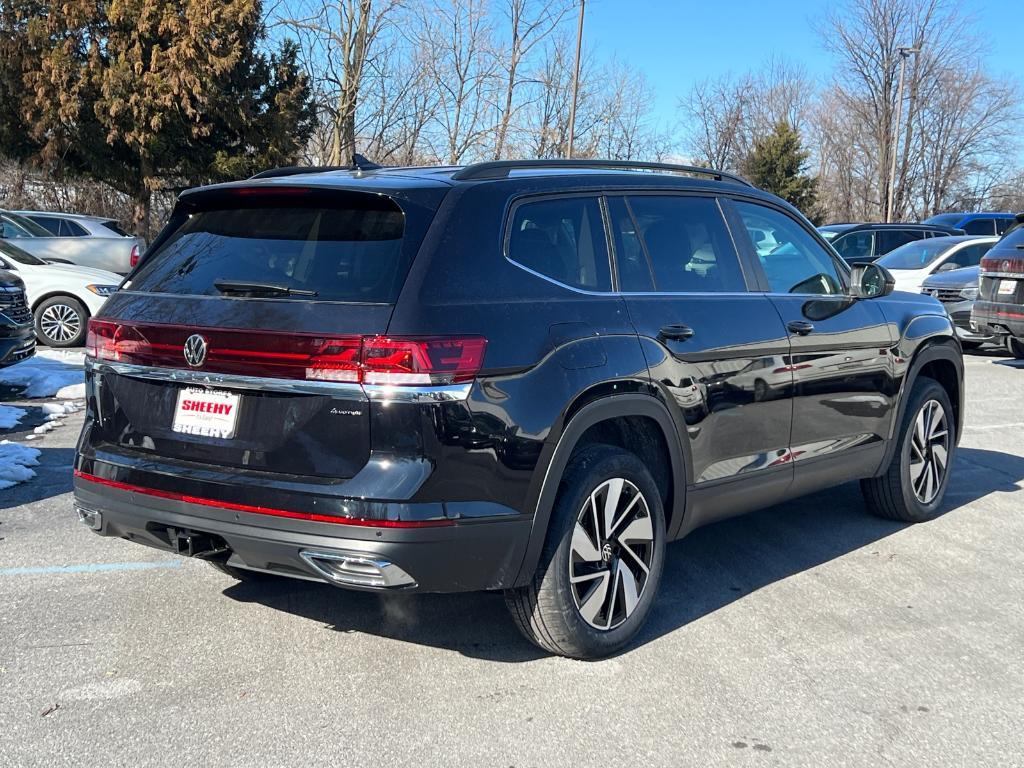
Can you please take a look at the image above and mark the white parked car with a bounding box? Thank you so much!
[1,209,141,274]
[875,235,998,293]
[0,239,121,347]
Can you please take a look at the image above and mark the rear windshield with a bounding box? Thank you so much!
[129,194,411,303]
[100,220,131,237]
[923,213,962,227]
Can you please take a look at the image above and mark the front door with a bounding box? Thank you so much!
[727,199,896,481]
[607,194,794,503]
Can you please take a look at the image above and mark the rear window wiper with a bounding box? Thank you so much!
[213,279,318,297]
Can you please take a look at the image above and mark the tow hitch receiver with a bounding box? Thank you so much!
[167,527,229,559]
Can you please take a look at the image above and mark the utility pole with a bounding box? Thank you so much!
[887,45,919,222]
[567,0,586,158]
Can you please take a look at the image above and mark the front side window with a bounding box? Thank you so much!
[943,242,994,270]
[507,196,611,291]
[623,195,746,293]
[29,216,62,236]
[734,201,844,295]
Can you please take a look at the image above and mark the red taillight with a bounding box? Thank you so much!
[129,244,140,268]
[772,363,813,374]
[980,256,1024,275]
[85,320,486,385]
[361,337,487,385]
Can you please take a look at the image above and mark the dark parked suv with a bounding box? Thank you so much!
[0,270,36,367]
[74,160,964,658]
[819,222,965,265]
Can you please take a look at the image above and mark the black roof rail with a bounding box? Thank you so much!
[450,159,752,186]
[250,154,383,180]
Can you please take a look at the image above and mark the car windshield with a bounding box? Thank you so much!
[923,213,963,228]
[876,239,952,270]
[0,240,48,266]
[1,211,53,238]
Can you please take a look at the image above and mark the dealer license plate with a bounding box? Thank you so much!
[998,279,1017,296]
[172,388,240,439]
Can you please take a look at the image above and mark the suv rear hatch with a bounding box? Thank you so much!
[85,181,448,481]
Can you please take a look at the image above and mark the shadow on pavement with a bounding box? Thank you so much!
[223,446,1024,662]
[0,447,76,510]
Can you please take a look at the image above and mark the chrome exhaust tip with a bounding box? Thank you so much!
[75,504,103,531]
[299,550,416,589]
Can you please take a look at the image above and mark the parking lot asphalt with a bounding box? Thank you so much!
[1,351,1023,767]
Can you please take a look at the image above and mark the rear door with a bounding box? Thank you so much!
[87,184,445,480]
[727,199,896,478]
[609,194,794,494]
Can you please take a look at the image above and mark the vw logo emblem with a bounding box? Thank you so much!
[183,334,208,368]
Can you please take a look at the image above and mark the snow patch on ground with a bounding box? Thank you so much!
[0,404,27,429]
[0,349,85,398]
[0,440,41,490]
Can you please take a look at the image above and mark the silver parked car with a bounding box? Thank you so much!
[920,264,993,349]
[1,209,141,275]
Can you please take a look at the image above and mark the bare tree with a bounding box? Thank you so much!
[491,0,572,160]
[678,58,814,170]
[275,0,402,164]
[821,0,986,220]
[412,0,500,164]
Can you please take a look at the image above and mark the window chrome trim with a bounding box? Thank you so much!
[85,358,474,401]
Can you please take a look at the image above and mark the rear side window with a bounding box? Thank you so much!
[507,196,611,291]
[833,231,874,262]
[963,219,995,236]
[624,195,745,293]
[877,229,923,253]
[129,195,411,303]
[60,219,89,237]
[100,220,131,237]
[996,218,1015,235]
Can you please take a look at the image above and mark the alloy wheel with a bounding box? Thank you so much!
[39,303,82,344]
[909,399,949,504]
[569,477,655,630]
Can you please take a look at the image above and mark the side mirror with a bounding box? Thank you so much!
[850,262,895,299]
[937,262,959,272]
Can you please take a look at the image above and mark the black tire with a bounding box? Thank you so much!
[753,378,768,402]
[505,444,667,659]
[1007,337,1024,360]
[34,295,88,348]
[861,376,955,522]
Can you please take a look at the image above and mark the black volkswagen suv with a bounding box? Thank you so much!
[74,160,963,659]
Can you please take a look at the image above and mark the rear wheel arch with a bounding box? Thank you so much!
[512,392,687,587]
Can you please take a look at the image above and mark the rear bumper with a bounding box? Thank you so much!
[73,473,533,593]
[972,301,1024,340]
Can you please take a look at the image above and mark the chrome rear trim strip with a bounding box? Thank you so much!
[85,358,474,401]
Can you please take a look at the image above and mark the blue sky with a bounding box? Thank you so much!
[582,0,1023,131]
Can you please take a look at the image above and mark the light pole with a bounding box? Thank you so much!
[567,0,586,158]
[886,45,919,222]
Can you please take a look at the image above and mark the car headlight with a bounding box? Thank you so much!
[86,284,118,297]
[959,287,979,300]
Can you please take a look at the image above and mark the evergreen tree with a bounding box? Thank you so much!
[741,121,822,223]
[0,0,315,235]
